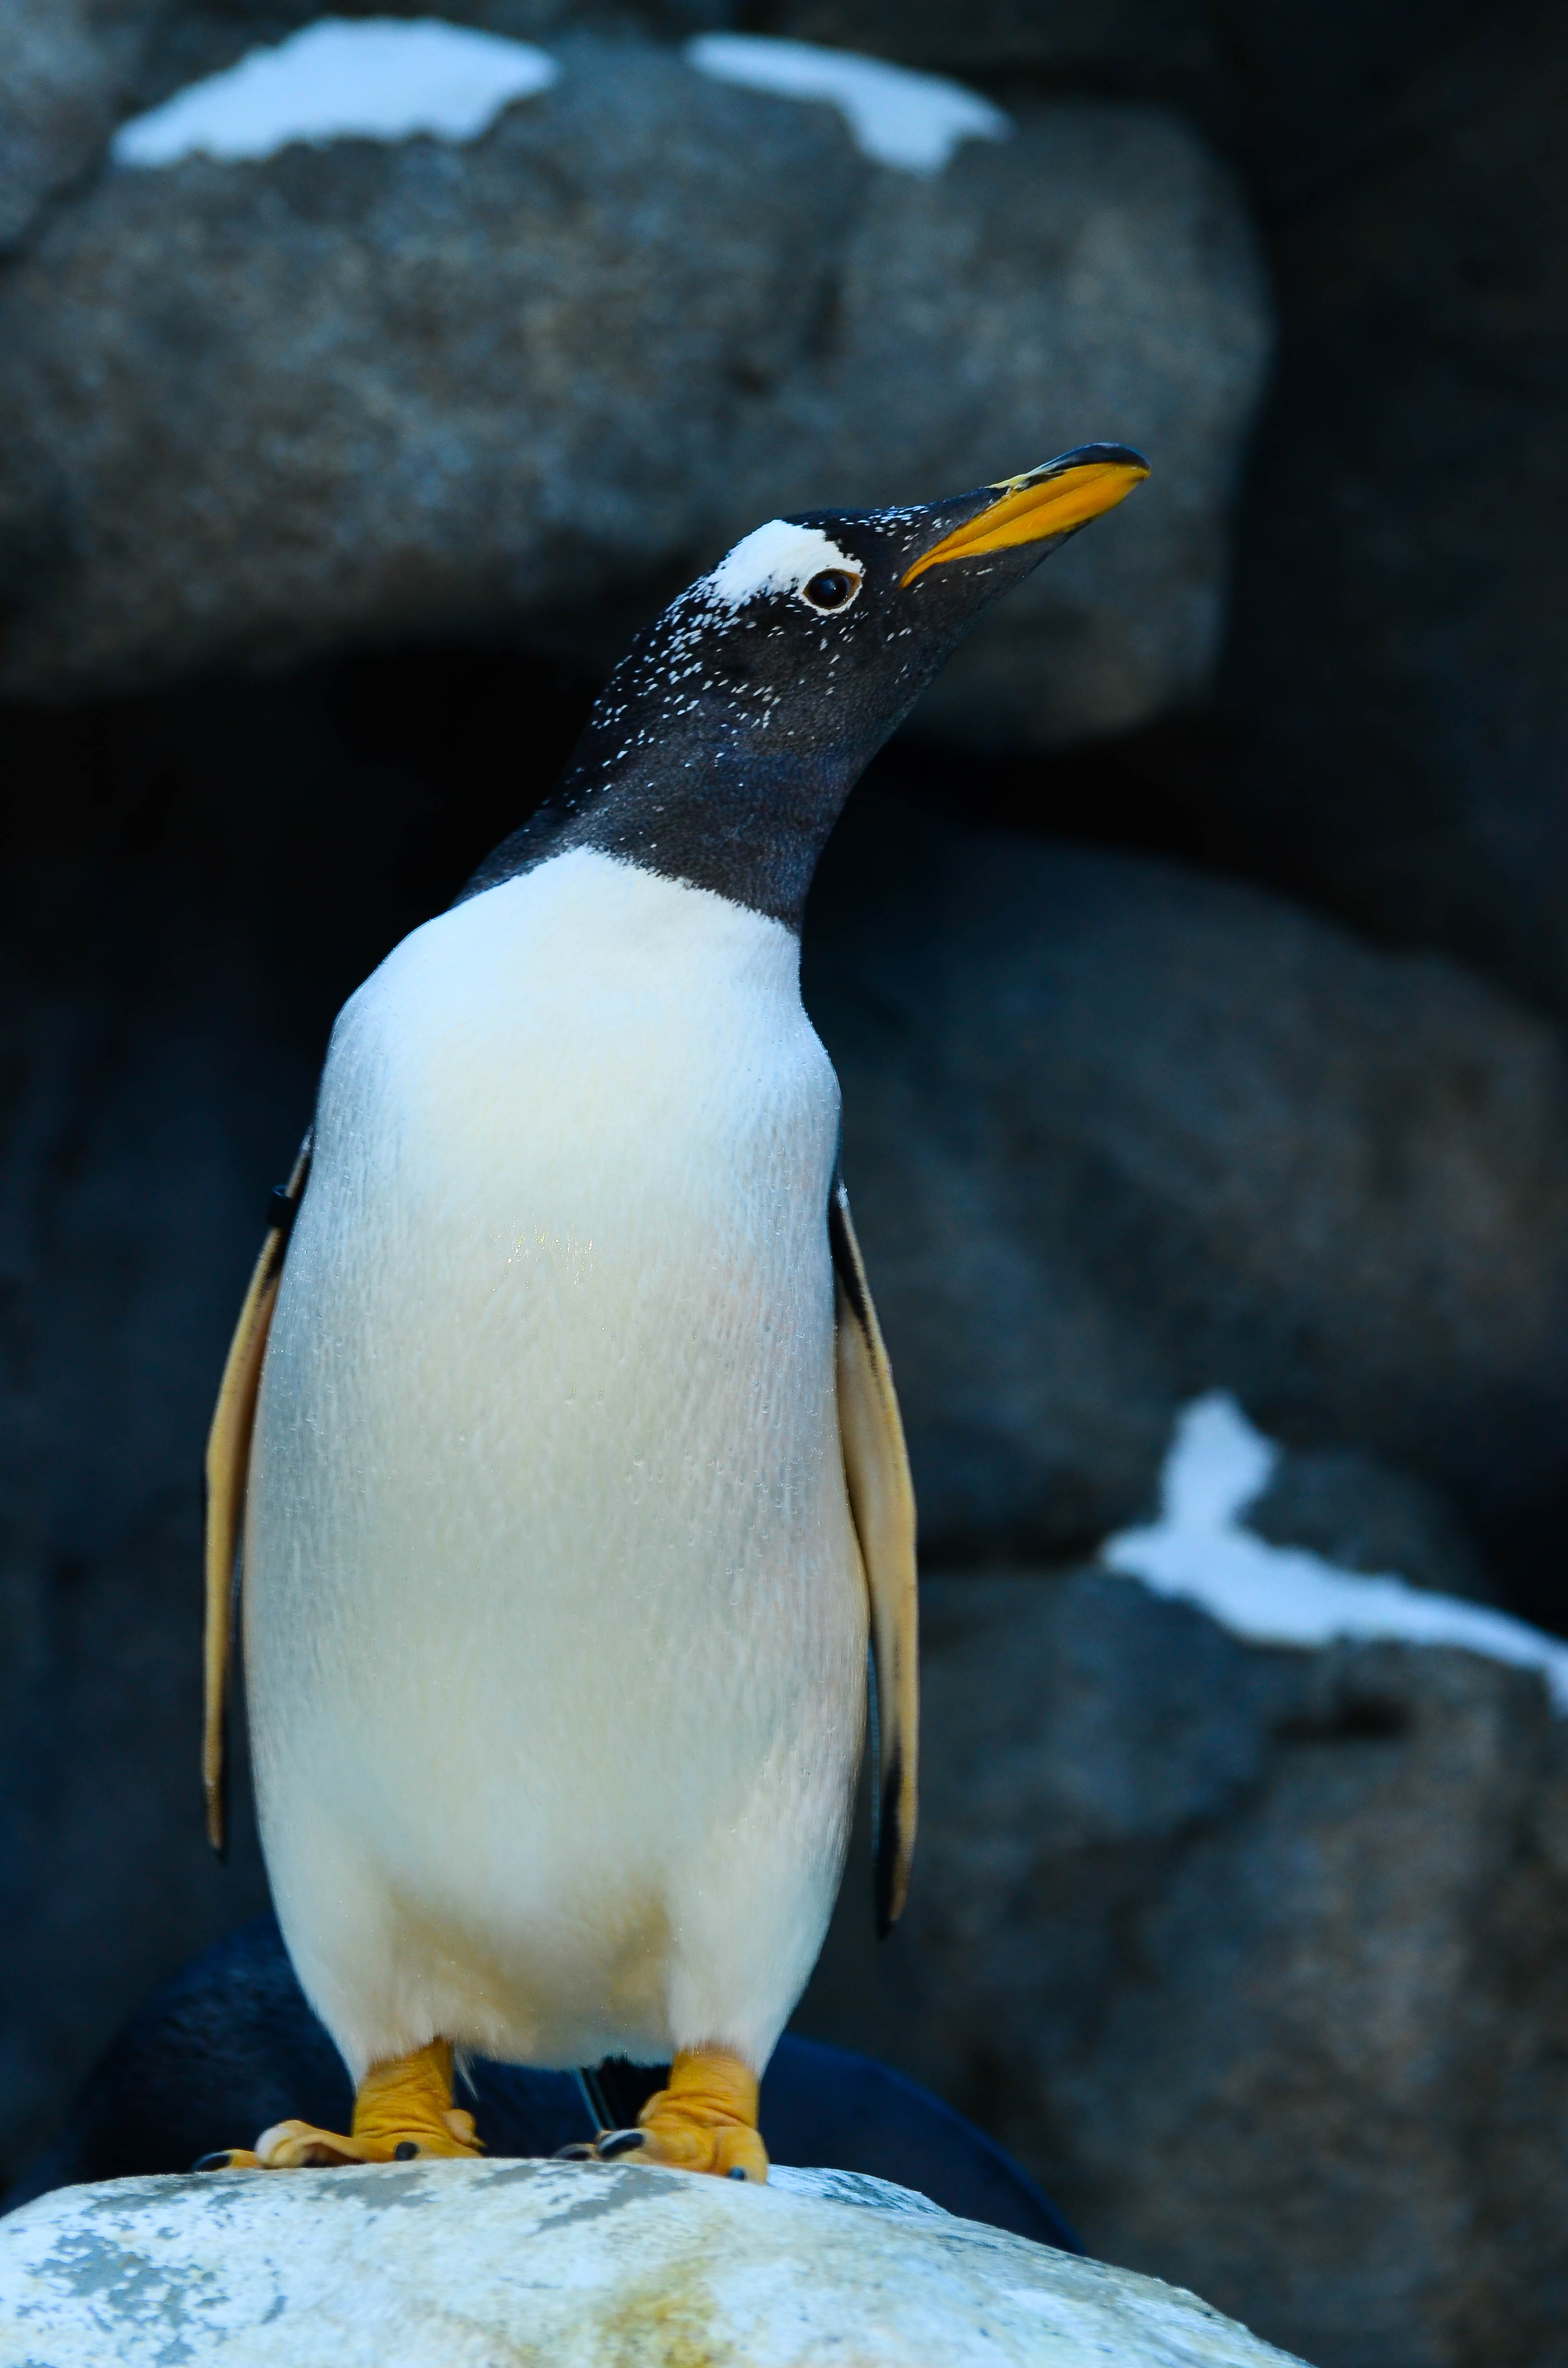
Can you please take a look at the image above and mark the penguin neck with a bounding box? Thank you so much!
[461,730,862,934]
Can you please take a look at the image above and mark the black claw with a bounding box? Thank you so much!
[393,2142,420,2160]
[596,2129,647,2159]
[728,2166,748,2180]
[192,2152,233,2172]
[553,2143,596,2160]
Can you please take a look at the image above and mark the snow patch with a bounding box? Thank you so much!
[1104,1392,1568,1711]
[685,34,1009,175]
[703,519,860,610]
[111,17,560,168]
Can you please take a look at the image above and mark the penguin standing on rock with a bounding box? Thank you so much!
[200,444,1148,2184]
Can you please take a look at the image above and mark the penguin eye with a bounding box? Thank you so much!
[800,568,860,613]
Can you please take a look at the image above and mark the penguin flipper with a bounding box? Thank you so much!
[829,1175,918,1936]
[202,1139,310,1856]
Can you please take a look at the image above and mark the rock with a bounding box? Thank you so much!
[0,2153,1300,2367]
[0,1,162,255]
[799,1567,1568,2368]
[804,797,1568,1591]
[1249,1443,1497,1605]
[0,26,1269,744]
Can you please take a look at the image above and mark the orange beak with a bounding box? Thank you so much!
[901,450,1149,586]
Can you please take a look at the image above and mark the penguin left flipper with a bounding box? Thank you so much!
[558,2047,768,2183]
[202,1137,311,1857]
[830,1176,919,1936]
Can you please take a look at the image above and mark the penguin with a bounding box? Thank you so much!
[199,444,1148,2184]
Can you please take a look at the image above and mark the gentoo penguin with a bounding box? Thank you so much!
[200,444,1147,2183]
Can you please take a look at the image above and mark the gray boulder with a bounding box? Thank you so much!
[804,799,1568,1578]
[0,2153,1303,2367]
[799,1568,1568,2368]
[0,0,714,258]
[0,26,1269,742]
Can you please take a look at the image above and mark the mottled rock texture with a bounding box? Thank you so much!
[0,28,1268,742]
[800,1571,1568,2368]
[0,2154,1299,2368]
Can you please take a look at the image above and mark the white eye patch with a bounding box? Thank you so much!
[702,520,862,612]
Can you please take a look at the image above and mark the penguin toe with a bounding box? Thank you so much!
[595,2128,647,2159]
[254,2118,374,2169]
[627,2112,768,2181]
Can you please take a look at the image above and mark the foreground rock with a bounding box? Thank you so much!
[806,799,1568,1586]
[0,2156,1298,2368]
[0,27,1267,740]
[802,1568,1568,2368]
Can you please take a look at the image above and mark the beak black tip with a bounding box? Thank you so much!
[1049,441,1150,476]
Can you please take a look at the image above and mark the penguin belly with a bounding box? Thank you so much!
[244,849,866,2083]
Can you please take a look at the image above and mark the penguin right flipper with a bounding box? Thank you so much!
[829,1175,918,1936]
[202,1138,311,1856]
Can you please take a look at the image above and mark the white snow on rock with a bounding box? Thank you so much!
[685,34,1009,174]
[110,17,559,169]
[0,2156,1304,2368]
[1105,1391,1568,1710]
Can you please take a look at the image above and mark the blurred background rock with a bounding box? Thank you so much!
[3,4,1567,2364]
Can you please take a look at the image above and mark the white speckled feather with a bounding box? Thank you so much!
[244,849,865,2080]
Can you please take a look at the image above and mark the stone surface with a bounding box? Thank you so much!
[799,1569,1568,2368]
[0,2155,1299,2368]
[0,28,1269,744]
[805,798,1568,1580]
[1249,1445,1497,1605]
[0,1,162,254]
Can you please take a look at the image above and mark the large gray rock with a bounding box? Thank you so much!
[0,27,1268,742]
[799,1569,1568,2368]
[804,799,1568,1579]
[0,2154,1302,2367]
[0,0,721,258]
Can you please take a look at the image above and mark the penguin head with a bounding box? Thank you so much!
[467,444,1148,928]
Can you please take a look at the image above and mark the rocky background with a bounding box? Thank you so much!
[3,4,1568,2366]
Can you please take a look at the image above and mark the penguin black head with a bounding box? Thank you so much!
[466,444,1148,929]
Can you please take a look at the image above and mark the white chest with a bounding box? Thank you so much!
[244,854,865,2071]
